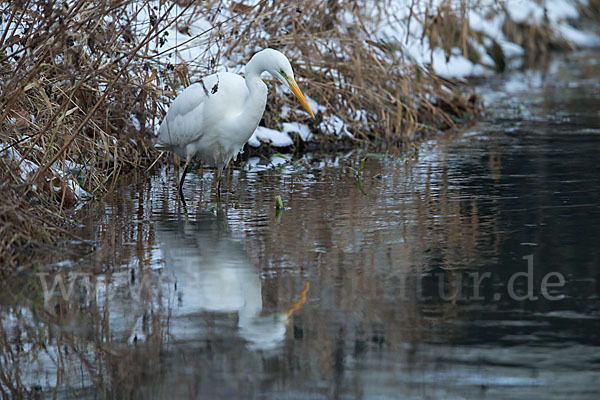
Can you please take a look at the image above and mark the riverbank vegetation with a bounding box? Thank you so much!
[1,0,599,268]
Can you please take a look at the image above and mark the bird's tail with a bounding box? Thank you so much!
[154,141,171,152]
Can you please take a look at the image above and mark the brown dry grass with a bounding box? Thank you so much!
[0,0,179,268]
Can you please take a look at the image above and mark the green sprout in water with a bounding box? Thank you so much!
[274,195,284,222]
[350,157,367,195]
[275,195,284,209]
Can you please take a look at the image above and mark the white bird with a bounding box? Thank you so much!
[156,48,315,200]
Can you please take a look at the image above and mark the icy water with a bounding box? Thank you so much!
[2,51,600,399]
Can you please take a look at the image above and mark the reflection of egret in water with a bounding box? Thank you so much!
[154,208,308,351]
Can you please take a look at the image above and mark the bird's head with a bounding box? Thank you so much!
[260,49,315,119]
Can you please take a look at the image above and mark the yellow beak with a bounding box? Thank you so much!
[286,76,315,119]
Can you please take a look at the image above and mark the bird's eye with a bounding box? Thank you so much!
[280,69,287,78]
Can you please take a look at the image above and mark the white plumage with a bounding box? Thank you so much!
[156,48,314,200]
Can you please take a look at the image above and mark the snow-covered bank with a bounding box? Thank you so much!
[136,0,599,148]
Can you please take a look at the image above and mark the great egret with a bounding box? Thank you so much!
[156,48,315,200]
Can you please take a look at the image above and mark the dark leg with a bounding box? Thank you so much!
[216,174,222,203]
[178,159,190,204]
[215,163,228,203]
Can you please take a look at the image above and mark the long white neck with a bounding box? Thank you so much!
[237,52,269,133]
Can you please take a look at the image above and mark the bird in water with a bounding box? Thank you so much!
[155,48,315,202]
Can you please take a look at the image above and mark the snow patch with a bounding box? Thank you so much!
[282,122,312,142]
[320,114,352,138]
[557,22,600,46]
[248,126,293,147]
